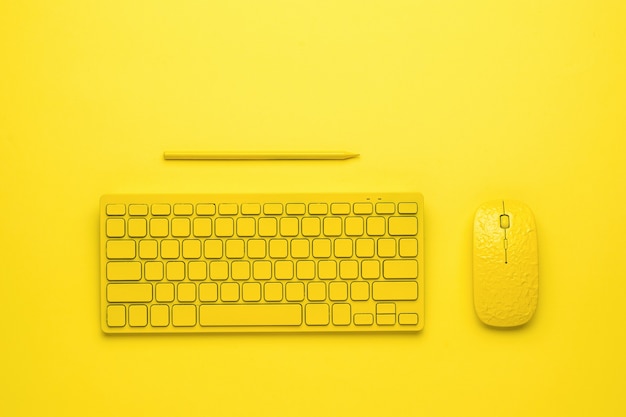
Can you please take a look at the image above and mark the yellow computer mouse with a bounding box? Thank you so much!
[473,200,538,327]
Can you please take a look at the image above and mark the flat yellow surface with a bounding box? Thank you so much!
[1,1,625,415]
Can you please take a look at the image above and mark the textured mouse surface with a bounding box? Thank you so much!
[473,201,538,327]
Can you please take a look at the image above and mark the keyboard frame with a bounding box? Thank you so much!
[100,192,424,333]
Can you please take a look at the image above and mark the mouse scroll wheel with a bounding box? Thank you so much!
[500,214,510,229]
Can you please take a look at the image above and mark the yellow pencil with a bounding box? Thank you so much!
[163,151,360,160]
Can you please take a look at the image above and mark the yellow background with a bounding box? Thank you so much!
[1,1,625,415]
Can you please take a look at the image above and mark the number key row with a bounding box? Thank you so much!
[106,216,418,238]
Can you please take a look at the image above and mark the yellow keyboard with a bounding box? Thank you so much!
[100,193,424,333]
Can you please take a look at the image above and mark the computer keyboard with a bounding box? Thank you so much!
[100,193,424,333]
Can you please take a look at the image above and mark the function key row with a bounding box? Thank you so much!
[106,202,419,217]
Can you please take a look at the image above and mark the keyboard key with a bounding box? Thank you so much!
[161,240,179,259]
[264,203,283,215]
[106,204,126,216]
[312,239,332,258]
[199,282,218,302]
[151,204,170,216]
[139,240,158,259]
[129,204,148,216]
[128,305,148,327]
[345,217,364,236]
[279,217,299,237]
[301,217,321,236]
[177,282,196,302]
[353,202,373,214]
[151,305,169,327]
[332,303,351,325]
[182,239,201,259]
[318,260,337,279]
[248,240,266,259]
[166,262,185,281]
[399,238,418,257]
[372,281,418,301]
[258,218,277,237]
[232,261,251,280]
[209,261,229,280]
[242,282,262,301]
[128,218,147,237]
[155,283,174,302]
[356,239,375,258]
[107,305,126,327]
[253,261,272,280]
[237,217,256,237]
[362,260,380,279]
[329,282,348,301]
[196,203,216,216]
[107,283,152,303]
[149,218,168,237]
[305,303,330,325]
[307,282,326,301]
[366,217,385,236]
[354,313,374,326]
[218,203,238,215]
[388,217,418,236]
[264,282,283,301]
[285,203,305,215]
[330,203,350,215]
[375,202,395,214]
[308,203,328,215]
[225,239,245,259]
[188,261,207,280]
[173,204,193,215]
[339,260,358,279]
[323,217,342,236]
[145,262,163,281]
[269,239,288,258]
[350,282,369,301]
[199,304,302,326]
[241,203,261,215]
[275,260,294,280]
[171,218,191,237]
[161,239,180,259]
[204,240,223,259]
[172,305,196,326]
[106,218,125,237]
[296,260,315,280]
[376,303,397,325]
[383,260,418,279]
[106,240,135,259]
[398,202,418,214]
[214,218,234,237]
[377,238,396,257]
[107,261,141,281]
[285,282,305,301]
[221,282,239,301]
[334,239,353,258]
[398,313,419,325]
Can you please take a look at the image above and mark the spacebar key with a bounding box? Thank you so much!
[199,304,303,326]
